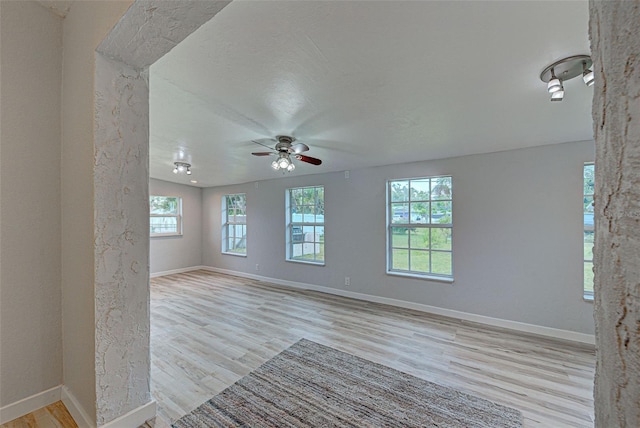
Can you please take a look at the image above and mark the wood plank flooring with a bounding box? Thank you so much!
[151,270,596,427]
[0,401,77,428]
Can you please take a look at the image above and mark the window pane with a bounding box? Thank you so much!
[150,196,178,215]
[391,181,409,202]
[431,177,452,200]
[410,179,430,201]
[316,188,325,216]
[303,205,314,221]
[317,226,325,241]
[150,216,177,234]
[391,228,409,247]
[410,228,429,249]
[584,262,594,293]
[410,249,430,273]
[431,228,452,251]
[303,226,314,242]
[431,251,452,275]
[584,231,594,260]
[317,243,325,262]
[584,164,594,195]
[431,201,452,225]
[291,242,304,259]
[410,202,429,224]
[391,203,409,224]
[391,249,409,270]
[387,176,453,278]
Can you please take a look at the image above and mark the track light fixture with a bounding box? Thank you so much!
[540,55,593,102]
[172,161,192,175]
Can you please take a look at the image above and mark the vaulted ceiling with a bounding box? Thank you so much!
[149,0,592,187]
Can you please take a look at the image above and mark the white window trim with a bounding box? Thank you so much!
[222,193,247,256]
[150,196,182,237]
[286,186,325,265]
[584,163,594,301]
[386,176,453,280]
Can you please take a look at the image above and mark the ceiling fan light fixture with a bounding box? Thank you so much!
[251,136,321,172]
[278,155,290,169]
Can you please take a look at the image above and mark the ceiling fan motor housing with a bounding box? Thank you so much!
[275,135,295,152]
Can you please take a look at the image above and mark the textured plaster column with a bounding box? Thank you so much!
[94,54,150,425]
[93,1,231,425]
[589,1,640,426]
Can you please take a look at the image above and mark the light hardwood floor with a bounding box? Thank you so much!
[151,270,595,427]
[5,269,595,427]
[0,401,77,428]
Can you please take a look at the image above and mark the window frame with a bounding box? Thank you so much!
[583,163,594,301]
[150,195,182,237]
[286,185,325,265]
[386,176,453,282]
[222,193,247,256]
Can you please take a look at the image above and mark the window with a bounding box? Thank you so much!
[584,163,594,299]
[222,193,247,255]
[150,196,182,236]
[387,177,453,279]
[287,186,324,264]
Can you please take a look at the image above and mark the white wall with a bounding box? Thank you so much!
[150,179,202,275]
[61,1,134,422]
[203,140,595,335]
[0,1,63,407]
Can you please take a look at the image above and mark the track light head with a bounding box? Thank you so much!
[583,69,594,87]
[547,76,563,94]
[551,90,564,102]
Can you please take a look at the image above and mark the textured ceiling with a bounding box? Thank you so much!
[150,1,592,187]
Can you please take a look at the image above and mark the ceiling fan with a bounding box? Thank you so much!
[251,135,322,172]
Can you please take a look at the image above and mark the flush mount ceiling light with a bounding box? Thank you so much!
[540,55,593,102]
[172,161,192,175]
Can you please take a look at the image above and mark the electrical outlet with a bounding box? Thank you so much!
[255,264,260,271]
[344,276,350,286]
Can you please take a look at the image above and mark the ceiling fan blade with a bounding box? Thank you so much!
[295,154,322,165]
[251,152,274,156]
[290,142,310,154]
[251,139,276,150]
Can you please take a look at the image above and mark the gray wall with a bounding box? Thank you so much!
[0,1,63,406]
[203,140,595,335]
[150,179,203,274]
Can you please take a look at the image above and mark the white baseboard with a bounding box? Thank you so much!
[203,266,596,345]
[99,400,156,428]
[61,386,95,428]
[150,265,206,278]
[0,385,61,424]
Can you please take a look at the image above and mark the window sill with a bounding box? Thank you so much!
[150,233,183,238]
[387,271,454,284]
[222,251,247,258]
[286,259,325,267]
[583,294,594,302]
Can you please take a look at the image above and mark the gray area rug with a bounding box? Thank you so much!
[172,339,523,427]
